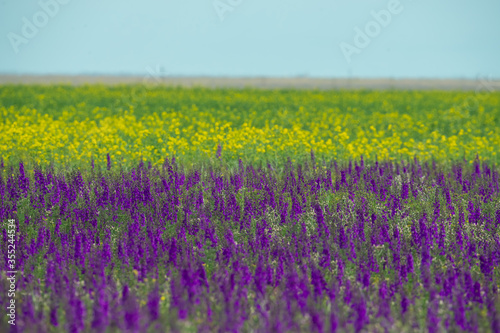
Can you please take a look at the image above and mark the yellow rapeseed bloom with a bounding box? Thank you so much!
[0,86,499,167]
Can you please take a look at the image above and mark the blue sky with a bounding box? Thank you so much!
[0,0,499,78]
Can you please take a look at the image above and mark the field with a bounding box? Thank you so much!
[1,85,500,332]
[1,85,499,169]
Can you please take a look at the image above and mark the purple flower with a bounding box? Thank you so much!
[454,293,466,330]
[401,293,409,315]
[353,296,368,332]
[216,142,222,159]
[68,296,86,333]
[50,305,58,327]
[472,282,483,303]
[91,290,109,330]
[122,284,140,332]
[427,291,440,333]
[407,253,414,274]
[107,153,111,170]
[147,286,160,321]
[330,310,338,332]
[311,309,323,333]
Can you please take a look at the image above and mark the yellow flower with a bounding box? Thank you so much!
[1,86,498,166]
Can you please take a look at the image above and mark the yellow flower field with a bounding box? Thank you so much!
[0,84,499,169]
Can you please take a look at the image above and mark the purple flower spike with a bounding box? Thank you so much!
[107,153,111,170]
[216,142,222,159]
[354,297,368,333]
[148,287,160,321]
[330,310,338,333]
[50,305,58,327]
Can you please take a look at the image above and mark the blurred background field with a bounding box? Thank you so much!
[1,85,499,173]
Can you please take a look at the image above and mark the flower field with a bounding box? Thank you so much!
[1,85,500,332]
[1,85,499,169]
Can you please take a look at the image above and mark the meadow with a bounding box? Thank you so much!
[1,85,499,170]
[0,85,500,332]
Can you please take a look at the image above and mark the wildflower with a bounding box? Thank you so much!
[107,153,111,170]
[216,142,222,159]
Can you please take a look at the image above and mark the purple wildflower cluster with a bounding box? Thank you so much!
[0,156,500,332]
